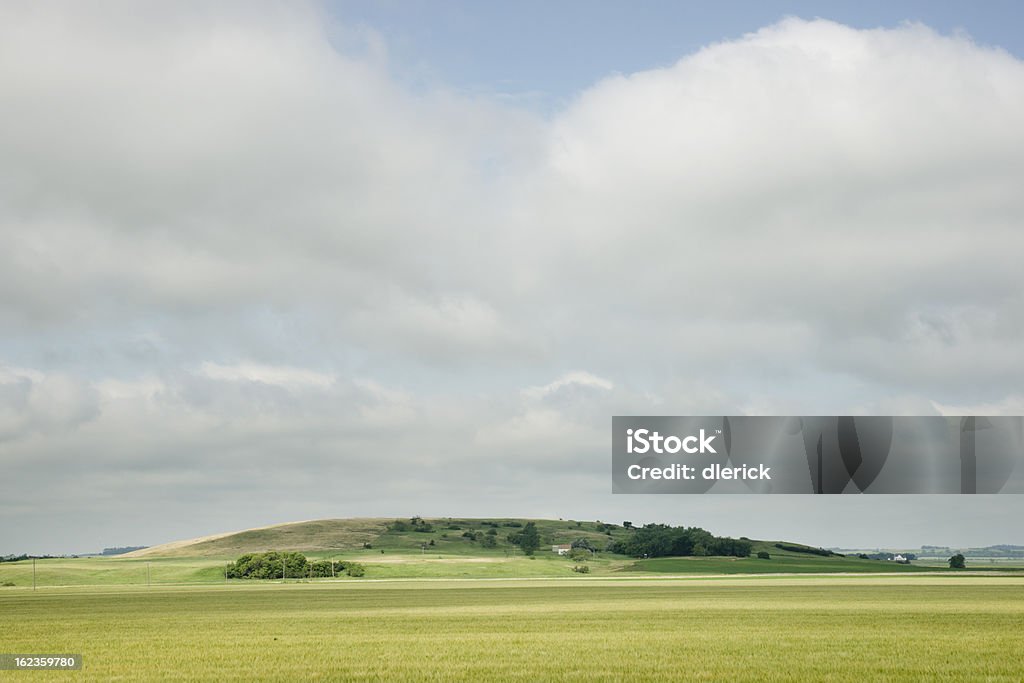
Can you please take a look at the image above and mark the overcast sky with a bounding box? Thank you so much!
[2,2,1023,555]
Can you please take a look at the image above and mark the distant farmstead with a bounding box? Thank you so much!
[552,544,572,555]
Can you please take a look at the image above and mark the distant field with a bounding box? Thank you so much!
[629,554,934,574]
[3,576,1022,681]
[0,549,976,587]
[0,553,628,586]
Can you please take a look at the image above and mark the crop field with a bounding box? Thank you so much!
[0,549,946,587]
[628,554,936,574]
[3,575,1023,681]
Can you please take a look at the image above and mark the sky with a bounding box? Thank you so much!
[2,1,1023,554]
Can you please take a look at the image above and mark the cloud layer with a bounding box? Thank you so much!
[2,4,1023,552]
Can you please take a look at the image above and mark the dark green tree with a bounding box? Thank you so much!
[949,553,966,569]
[519,522,541,556]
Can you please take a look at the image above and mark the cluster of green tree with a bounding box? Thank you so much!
[459,528,499,548]
[948,553,966,569]
[507,522,541,555]
[388,517,434,533]
[225,552,365,579]
[607,524,751,558]
[101,546,147,555]
[857,552,917,561]
[0,554,61,563]
[774,543,840,557]
[570,538,597,552]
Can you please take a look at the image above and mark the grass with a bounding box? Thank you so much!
[628,554,934,574]
[6,518,1014,588]
[3,549,975,587]
[126,519,394,558]
[126,517,632,558]
[4,544,1006,588]
[2,576,1022,681]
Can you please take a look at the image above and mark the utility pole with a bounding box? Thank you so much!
[282,556,286,582]
[331,560,335,578]
[33,557,36,591]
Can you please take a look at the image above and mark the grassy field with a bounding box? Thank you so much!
[0,548,961,587]
[123,517,636,559]
[4,514,1006,587]
[628,554,935,574]
[3,575,1022,681]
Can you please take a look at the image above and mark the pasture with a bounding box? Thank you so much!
[3,575,1023,681]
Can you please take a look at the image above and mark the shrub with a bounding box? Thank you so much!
[774,543,834,557]
[309,560,334,577]
[225,551,308,580]
[757,551,770,560]
[572,565,590,573]
[346,563,366,577]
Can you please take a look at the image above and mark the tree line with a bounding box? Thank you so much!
[225,551,365,579]
[606,524,752,558]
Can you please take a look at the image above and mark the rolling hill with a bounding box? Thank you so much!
[126,517,630,558]
[124,518,394,558]
[123,517,936,575]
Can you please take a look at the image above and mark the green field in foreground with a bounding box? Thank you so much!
[2,576,1022,681]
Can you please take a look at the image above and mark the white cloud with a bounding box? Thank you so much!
[199,362,335,390]
[0,368,100,440]
[521,372,614,401]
